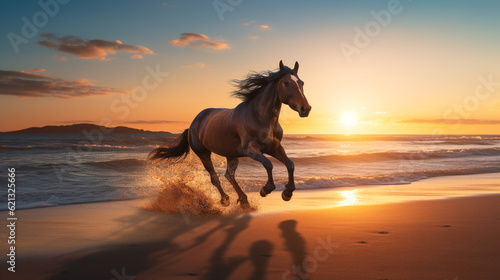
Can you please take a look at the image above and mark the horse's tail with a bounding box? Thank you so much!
[148,129,190,161]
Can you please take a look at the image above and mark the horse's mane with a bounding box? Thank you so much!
[231,66,293,102]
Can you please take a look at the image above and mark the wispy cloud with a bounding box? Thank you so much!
[38,34,155,61]
[123,120,187,124]
[241,19,271,30]
[169,33,229,51]
[161,2,175,8]
[0,70,129,98]
[130,54,144,59]
[400,119,500,125]
[241,19,255,26]
[241,20,270,40]
[57,120,96,124]
[29,68,46,72]
[181,62,206,69]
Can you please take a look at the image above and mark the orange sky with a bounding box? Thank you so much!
[1,1,499,134]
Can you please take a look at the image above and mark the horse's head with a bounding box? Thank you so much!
[277,60,311,118]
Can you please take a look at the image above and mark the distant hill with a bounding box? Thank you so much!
[2,123,171,134]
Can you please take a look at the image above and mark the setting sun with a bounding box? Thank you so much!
[341,112,358,127]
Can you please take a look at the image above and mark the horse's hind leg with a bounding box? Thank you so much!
[196,152,230,207]
[225,157,250,209]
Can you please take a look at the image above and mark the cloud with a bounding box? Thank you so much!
[241,19,255,26]
[0,70,129,98]
[399,119,500,125]
[169,33,229,51]
[58,56,68,61]
[123,120,187,124]
[130,54,144,59]
[181,62,206,69]
[248,35,259,40]
[241,20,271,30]
[38,34,155,61]
[29,68,46,72]
[57,120,96,124]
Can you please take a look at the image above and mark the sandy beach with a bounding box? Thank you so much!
[2,173,500,280]
[2,0,500,279]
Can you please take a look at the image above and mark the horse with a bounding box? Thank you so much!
[148,60,311,209]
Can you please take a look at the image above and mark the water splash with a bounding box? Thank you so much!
[142,153,258,216]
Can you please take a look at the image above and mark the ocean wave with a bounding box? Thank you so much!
[0,195,138,211]
[0,133,172,152]
[285,134,409,142]
[296,166,500,189]
[84,158,146,170]
[0,143,148,152]
[284,134,500,143]
[411,139,497,146]
[289,147,500,164]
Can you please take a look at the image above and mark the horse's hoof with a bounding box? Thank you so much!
[221,196,230,207]
[260,187,268,197]
[282,190,293,201]
[240,201,251,209]
[237,196,251,209]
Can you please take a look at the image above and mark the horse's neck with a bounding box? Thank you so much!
[249,82,282,126]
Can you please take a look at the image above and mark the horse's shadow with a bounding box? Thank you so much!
[203,215,274,280]
[43,210,273,280]
[44,209,306,280]
[279,219,307,268]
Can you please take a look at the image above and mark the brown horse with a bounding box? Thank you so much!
[149,61,311,208]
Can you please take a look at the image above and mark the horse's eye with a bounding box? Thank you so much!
[284,81,289,86]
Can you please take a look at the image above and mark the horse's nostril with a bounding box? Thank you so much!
[300,105,305,112]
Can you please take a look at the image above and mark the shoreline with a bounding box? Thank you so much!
[4,172,500,212]
[2,196,499,279]
[1,173,499,279]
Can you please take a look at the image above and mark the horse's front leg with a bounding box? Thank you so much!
[245,144,276,197]
[269,145,295,201]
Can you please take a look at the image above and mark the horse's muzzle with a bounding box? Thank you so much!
[299,105,311,118]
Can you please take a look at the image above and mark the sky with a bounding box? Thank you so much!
[1,0,499,134]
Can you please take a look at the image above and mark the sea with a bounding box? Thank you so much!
[1,133,500,210]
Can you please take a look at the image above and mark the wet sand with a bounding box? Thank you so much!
[1,174,500,280]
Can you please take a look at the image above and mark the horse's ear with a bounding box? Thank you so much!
[293,61,299,74]
[279,60,284,72]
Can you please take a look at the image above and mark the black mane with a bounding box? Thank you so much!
[231,66,293,102]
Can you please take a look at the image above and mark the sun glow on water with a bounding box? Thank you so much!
[339,190,358,206]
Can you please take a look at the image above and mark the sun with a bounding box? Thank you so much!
[341,112,358,127]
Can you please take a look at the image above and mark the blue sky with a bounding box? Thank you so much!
[1,0,500,133]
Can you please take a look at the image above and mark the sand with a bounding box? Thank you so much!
[1,174,500,280]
